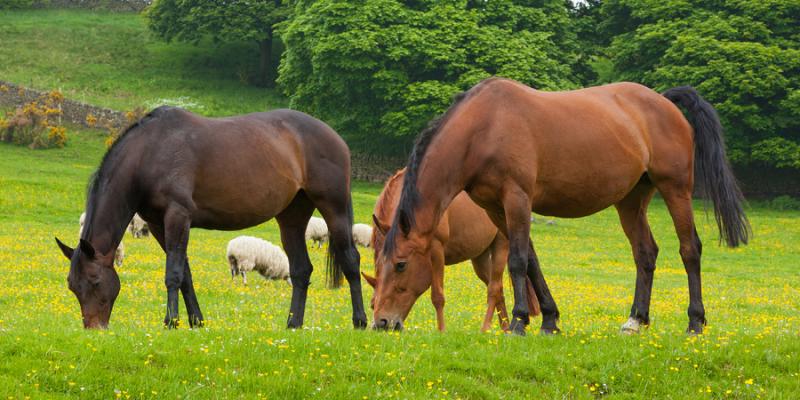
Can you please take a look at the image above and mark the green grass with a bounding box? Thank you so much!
[0,127,798,399]
[0,9,286,116]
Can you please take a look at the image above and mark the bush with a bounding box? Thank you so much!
[769,195,800,211]
[0,90,68,149]
[0,0,34,9]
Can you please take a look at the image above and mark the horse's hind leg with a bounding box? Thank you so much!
[470,249,495,331]
[314,193,368,329]
[614,181,658,334]
[276,191,316,329]
[657,183,706,334]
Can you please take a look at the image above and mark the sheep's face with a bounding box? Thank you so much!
[369,228,434,332]
[55,238,120,329]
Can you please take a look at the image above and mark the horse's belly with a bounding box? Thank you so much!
[189,177,300,230]
[531,169,642,218]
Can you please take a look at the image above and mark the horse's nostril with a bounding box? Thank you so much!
[394,321,404,331]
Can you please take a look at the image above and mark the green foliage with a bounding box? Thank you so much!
[600,0,800,168]
[751,137,800,169]
[146,0,290,85]
[768,195,800,211]
[0,0,33,9]
[278,0,580,154]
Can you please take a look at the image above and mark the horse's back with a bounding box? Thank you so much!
[135,108,350,229]
[457,79,693,217]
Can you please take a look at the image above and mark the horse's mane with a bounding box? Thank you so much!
[82,106,173,239]
[370,169,407,264]
[382,91,469,255]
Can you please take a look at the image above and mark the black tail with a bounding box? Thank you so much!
[326,193,355,288]
[663,86,751,247]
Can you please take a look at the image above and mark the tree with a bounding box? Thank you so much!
[147,0,290,86]
[599,0,800,168]
[277,0,581,154]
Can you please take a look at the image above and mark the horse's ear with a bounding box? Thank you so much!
[361,272,377,288]
[55,237,74,260]
[398,210,411,235]
[372,214,389,235]
[79,239,96,259]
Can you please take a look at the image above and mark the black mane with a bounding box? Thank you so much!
[82,106,173,239]
[383,92,468,255]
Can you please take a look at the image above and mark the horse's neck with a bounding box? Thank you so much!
[412,135,470,236]
[84,178,135,255]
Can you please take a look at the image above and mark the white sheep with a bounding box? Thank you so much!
[305,216,328,248]
[79,212,125,266]
[352,223,373,247]
[227,235,291,285]
[128,213,150,238]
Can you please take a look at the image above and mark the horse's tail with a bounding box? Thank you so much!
[525,276,541,317]
[326,191,355,289]
[662,86,750,247]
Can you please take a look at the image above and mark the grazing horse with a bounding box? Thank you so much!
[363,169,540,332]
[54,107,367,329]
[378,78,749,335]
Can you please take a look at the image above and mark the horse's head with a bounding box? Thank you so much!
[366,213,436,332]
[55,238,120,329]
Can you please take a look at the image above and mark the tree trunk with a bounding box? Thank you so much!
[258,35,273,87]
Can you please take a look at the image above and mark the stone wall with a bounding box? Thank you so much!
[0,80,127,130]
[33,0,150,12]
[351,153,405,183]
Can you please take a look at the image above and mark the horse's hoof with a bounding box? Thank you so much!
[353,317,368,330]
[686,325,704,336]
[509,319,526,336]
[287,317,302,330]
[539,327,561,335]
[620,317,642,335]
[188,316,204,329]
[164,318,180,329]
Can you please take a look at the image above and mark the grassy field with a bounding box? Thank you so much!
[0,125,798,399]
[0,9,286,116]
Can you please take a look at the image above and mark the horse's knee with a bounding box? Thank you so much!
[507,252,527,277]
[679,237,701,267]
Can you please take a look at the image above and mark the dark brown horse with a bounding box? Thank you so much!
[379,78,749,335]
[363,169,539,332]
[55,107,366,329]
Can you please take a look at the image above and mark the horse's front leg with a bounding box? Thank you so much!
[493,189,533,335]
[430,246,446,332]
[162,206,192,329]
[180,259,204,328]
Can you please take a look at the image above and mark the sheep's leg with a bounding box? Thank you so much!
[148,219,204,328]
[242,271,248,286]
[276,191,316,329]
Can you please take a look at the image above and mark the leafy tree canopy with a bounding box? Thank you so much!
[147,0,290,86]
[278,0,581,154]
[601,0,800,167]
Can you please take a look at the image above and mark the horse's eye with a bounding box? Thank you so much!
[395,262,407,272]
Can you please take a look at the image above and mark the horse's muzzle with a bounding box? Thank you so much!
[372,318,403,332]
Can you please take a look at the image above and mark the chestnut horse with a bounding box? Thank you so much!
[378,78,749,335]
[363,169,539,331]
[54,107,366,329]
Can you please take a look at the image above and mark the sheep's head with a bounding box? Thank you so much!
[55,238,120,329]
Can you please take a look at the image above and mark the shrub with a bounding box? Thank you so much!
[0,90,69,149]
[769,195,800,211]
[105,107,147,148]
